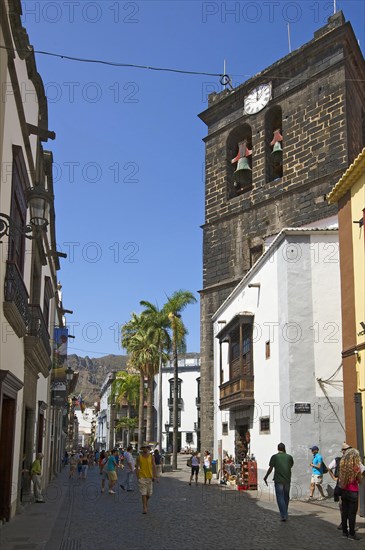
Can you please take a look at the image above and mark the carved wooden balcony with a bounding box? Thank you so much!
[3,260,31,337]
[219,376,254,410]
[24,304,52,377]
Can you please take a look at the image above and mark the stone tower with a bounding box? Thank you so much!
[198,12,365,453]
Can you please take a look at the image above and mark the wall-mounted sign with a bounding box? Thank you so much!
[294,403,311,414]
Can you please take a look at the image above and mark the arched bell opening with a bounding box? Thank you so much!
[226,124,253,199]
[265,106,283,183]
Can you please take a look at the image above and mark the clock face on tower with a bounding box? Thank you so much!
[244,82,272,115]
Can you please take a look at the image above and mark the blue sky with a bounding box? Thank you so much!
[21,0,365,357]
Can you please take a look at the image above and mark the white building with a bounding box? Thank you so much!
[212,224,344,497]
[157,353,201,452]
[75,407,96,448]
[97,372,116,450]
[0,1,66,521]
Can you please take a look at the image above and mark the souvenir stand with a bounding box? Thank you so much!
[235,431,257,491]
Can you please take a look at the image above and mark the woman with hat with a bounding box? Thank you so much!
[338,445,363,540]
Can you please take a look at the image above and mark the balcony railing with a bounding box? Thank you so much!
[3,260,31,336]
[167,397,183,407]
[27,304,51,356]
[24,304,52,376]
[219,376,254,410]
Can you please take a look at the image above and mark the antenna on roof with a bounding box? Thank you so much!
[220,60,233,90]
[287,23,292,53]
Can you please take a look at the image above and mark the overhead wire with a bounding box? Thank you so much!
[1,44,365,83]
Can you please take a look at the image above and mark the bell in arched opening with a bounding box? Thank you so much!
[231,139,252,187]
[270,129,283,161]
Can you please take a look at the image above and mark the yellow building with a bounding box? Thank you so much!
[328,148,365,458]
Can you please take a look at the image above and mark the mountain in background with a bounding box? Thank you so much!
[66,354,128,405]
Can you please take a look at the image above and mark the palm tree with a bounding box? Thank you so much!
[140,301,171,450]
[121,315,159,448]
[121,314,146,448]
[110,371,139,445]
[164,290,197,469]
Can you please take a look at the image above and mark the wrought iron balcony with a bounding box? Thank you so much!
[167,397,183,408]
[219,376,254,410]
[24,304,52,376]
[28,305,51,354]
[3,260,31,337]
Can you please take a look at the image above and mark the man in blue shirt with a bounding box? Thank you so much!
[308,445,326,500]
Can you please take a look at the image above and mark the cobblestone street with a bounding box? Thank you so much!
[1,457,364,550]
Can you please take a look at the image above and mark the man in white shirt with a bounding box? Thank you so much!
[120,445,135,492]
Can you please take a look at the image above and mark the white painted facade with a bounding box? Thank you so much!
[97,372,115,450]
[156,354,201,452]
[0,2,64,520]
[213,227,344,498]
[75,408,96,448]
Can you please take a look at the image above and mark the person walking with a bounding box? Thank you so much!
[203,450,212,485]
[99,450,106,474]
[189,451,200,486]
[81,453,89,479]
[136,445,156,514]
[30,453,45,503]
[263,443,294,521]
[120,445,135,491]
[308,445,326,500]
[339,446,363,540]
[328,442,350,530]
[106,449,119,494]
[69,452,78,479]
[153,449,162,482]
[100,451,109,493]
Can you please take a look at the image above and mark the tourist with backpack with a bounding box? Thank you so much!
[307,445,327,501]
[328,443,347,530]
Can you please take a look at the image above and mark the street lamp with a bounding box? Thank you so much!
[0,185,50,243]
[66,366,74,383]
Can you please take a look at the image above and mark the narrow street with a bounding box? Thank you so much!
[1,456,363,550]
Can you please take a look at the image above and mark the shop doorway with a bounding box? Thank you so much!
[0,396,16,522]
[234,422,250,463]
[166,431,181,453]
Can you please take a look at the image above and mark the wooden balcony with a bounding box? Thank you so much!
[219,376,254,410]
[3,260,31,337]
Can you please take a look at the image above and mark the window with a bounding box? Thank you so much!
[250,245,263,268]
[169,409,181,427]
[227,320,253,379]
[186,432,193,443]
[265,341,270,359]
[43,277,53,332]
[196,377,201,405]
[222,422,228,435]
[169,378,182,400]
[259,416,270,434]
[242,324,252,376]
[265,106,283,182]
[8,147,29,275]
[227,124,253,199]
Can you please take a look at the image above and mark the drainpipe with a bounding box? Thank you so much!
[354,393,364,516]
